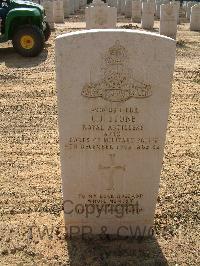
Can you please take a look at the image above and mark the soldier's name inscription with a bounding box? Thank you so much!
[65,105,160,151]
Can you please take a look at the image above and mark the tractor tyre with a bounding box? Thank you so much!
[12,25,45,57]
[44,22,51,42]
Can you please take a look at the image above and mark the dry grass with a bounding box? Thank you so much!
[0,15,199,266]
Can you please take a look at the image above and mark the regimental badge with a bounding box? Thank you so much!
[82,41,152,103]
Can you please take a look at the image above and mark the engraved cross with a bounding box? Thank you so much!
[99,154,126,191]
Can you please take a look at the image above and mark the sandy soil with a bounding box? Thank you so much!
[0,13,199,266]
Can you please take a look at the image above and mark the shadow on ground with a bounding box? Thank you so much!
[66,236,168,266]
[0,45,49,68]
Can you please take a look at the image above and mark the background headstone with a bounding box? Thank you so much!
[125,0,132,18]
[141,2,155,30]
[120,0,126,14]
[117,0,122,14]
[132,0,142,23]
[63,0,70,18]
[69,0,75,14]
[54,0,64,23]
[160,3,178,39]
[155,1,162,19]
[155,0,169,19]
[43,0,55,30]
[74,0,80,11]
[171,1,180,24]
[186,1,196,20]
[190,4,200,31]
[85,0,117,29]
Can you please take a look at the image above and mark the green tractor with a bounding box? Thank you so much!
[0,0,51,57]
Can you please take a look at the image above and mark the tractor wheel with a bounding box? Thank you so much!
[12,25,45,57]
[44,22,51,42]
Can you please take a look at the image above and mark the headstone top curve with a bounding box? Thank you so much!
[55,29,176,43]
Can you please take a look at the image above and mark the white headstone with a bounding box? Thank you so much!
[74,0,80,11]
[160,3,178,39]
[186,1,197,20]
[108,0,118,8]
[117,0,122,13]
[171,1,180,24]
[43,0,55,30]
[182,1,187,11]
[54,0,64,23]
[132,0,142,23]
[113,0,119,9]
[155,1,162,19]
[190,4,200,31]
[69,0,75,14]
[55,29,176,236]
[155,0,169,19]
[80,0,87,7]
[125,0,132,18]
[141,2,155,30]
[86,1,117,29]
[63,0,70,18]
[120,0,126,14]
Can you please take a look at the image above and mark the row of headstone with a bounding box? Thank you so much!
[132,1,180,38]
[107,0,200,32]
[42,0,199,33]
[86,0,180,39]
[104,0,173,19]
[42,0,88,29]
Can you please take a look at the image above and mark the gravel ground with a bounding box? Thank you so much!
[0,14,199,266]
